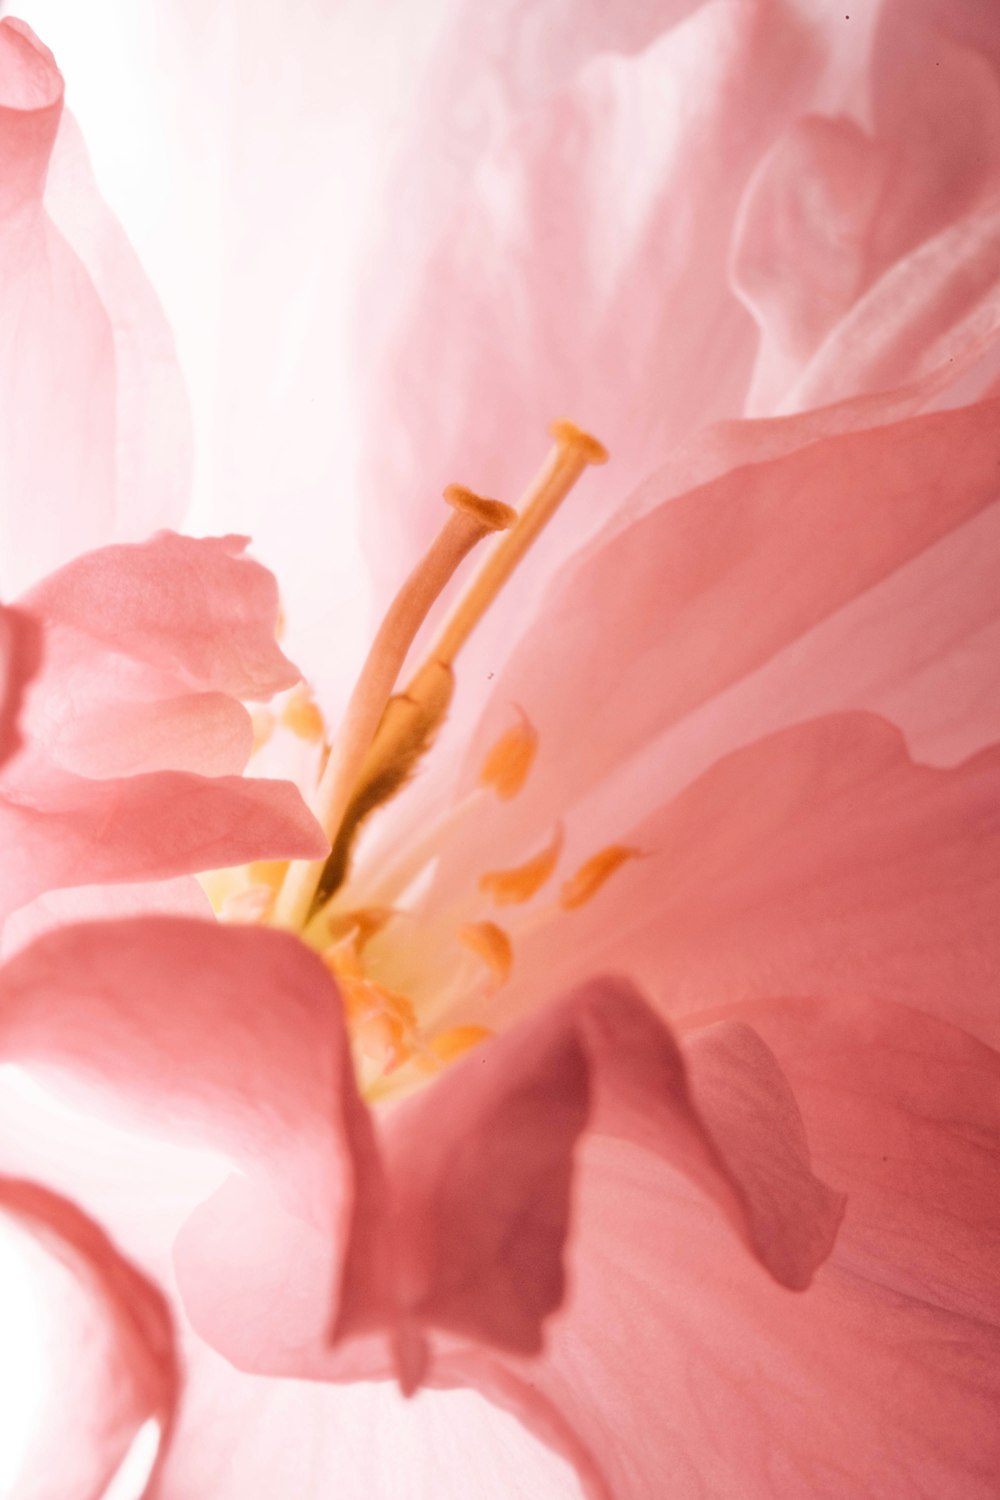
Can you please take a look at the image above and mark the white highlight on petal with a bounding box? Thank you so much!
[0,1217,45,1493]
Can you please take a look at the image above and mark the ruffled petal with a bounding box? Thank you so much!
[0,1174,177,1500]
[174,975,839,1395]
[495,713,1000,1050]
[437,996,1000,1499]
[15,533,299,780]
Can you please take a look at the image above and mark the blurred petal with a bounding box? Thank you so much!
[0,19,188,598]
[0,1174,177,1500]
[359,0,822,608]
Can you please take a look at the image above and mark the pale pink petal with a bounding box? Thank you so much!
[153,1336,580,1500]
[0,20,185,598]
[438,997,1000,1499]
[15,532,299,779]
[43,108,192,546]
[0,774,325,920]
[733,22,1000,414]
[496,713,1000,1050]
[0,1174,177,1500]
[358,0,822,608]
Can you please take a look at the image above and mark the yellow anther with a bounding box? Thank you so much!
[280,685,326,743]
[560,844,641,911]
[479,706,538,799]
[479,823,563,906]
[429,1025,493,1063]
[444,484,517,533]
[459,921,514,985]
[548,418,609,466]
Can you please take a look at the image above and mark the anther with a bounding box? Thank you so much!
[479,822,564,906]
[560,844,642,910]
[459,920,514,985]
[479,706,538,799]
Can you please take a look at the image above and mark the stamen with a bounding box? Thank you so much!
[272,487,513,929]
[559,844,642,910]
[459,920,514,985]
[479,706,538,799]
[479,822,563,906]
[321,421,607,898]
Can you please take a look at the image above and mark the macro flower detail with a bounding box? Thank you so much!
[0,3,999,1499]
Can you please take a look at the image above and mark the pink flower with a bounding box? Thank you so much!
[1,5,1000,1499]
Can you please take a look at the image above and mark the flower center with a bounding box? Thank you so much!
[203,421,640,1099]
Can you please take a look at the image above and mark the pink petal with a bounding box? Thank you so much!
[733,26,1000,414]
[0,20,186,598]
[43,108,192,547]
[174,976,839,1394]
[500,712,1000,1050]
[152,1337,580,1500]
[15,532,300,779]
[358,0,821,608]
[0,770,325,919]
[0,916,377,1321]
[376,984,840,1366]
[0,1174,177,1500]
[439,996,1000,1499]
[438,397,1000,896]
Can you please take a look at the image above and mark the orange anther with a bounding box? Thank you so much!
[280,686,326,743]
[479,823,563,906]
[429,1024,493,1063]
[459,921,514,985]
[560,844,641,911]
[479,706,538,799]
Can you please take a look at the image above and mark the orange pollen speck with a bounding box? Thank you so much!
[459,920,514,985]
[280,686,326,743]
[479,706,538,799]
[560,844,642,910]
[478,822,564,906]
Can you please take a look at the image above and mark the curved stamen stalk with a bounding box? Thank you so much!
[273,487,514,929]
